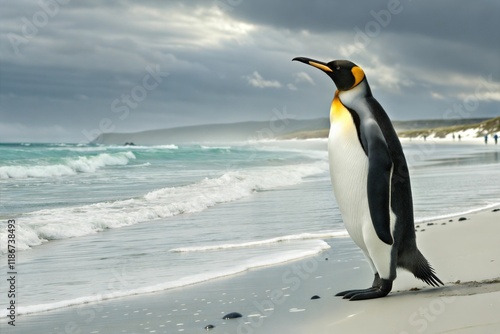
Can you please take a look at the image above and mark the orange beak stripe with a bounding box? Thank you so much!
[308,61,333,72]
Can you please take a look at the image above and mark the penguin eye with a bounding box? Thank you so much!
[336,66,341,71]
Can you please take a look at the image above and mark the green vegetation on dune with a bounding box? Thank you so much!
[278,117,499,140]
[398,117,500,138]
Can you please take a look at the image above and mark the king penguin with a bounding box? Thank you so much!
[292,57,443,300]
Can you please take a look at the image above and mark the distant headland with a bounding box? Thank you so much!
[91,117,499,145]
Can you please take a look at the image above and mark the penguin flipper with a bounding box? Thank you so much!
[362,119,394,245]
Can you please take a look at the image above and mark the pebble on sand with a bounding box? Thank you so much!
[222,312,243,320]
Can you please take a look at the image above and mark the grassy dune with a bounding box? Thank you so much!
[398,116,500,139]
[278,117,500,140]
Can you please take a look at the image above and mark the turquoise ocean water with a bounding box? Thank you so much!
[0,140,499,319]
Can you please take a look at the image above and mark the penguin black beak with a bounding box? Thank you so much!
[292,57,332,72]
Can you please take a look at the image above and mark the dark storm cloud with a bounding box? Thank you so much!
[223,0,498,50]
[0,0,498,142]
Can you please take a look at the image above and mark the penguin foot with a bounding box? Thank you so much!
[336,279,393,301]
[335,273,381,298]
[335,287,377,298]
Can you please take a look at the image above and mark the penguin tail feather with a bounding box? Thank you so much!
[409,251,444,287]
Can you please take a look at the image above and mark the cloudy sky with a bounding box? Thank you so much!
[1,0,499,142]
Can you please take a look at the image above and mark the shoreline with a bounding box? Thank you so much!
[3,206,499,333]
[2,201,498,319]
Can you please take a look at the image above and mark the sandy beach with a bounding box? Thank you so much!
[4,206,499,334]
[263,208,500,334]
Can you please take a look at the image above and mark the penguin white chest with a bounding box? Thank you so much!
[328,99,372,250]
[328,122,370,246]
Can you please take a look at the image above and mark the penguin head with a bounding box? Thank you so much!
[292,57,365,91]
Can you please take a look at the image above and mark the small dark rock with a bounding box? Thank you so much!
[205,324,215,330]
[455,280,461,284]
[442,222,446,225]
[427,223,434,226]
[222,312,242,320]
[409,287,421,291]
[416,225,420,228]
[492,208,500,212]
[421,229,426,232]
[449,219,453,222]
[311,295,321,300]
[325,258,328,261]
[458,217,467,221]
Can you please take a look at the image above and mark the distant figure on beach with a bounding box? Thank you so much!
[494,134,498,145]
[423,135,427,141]
[484,135,488,144]
[452,134,455,141]
[458,134,461,141]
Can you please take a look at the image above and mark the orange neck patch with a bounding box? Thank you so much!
[330,90,349,123]
[351,66,365,88]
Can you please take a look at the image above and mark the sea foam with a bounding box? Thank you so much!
[0,161,328,253]
[0,151,136,179]
[170,231,348,252]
